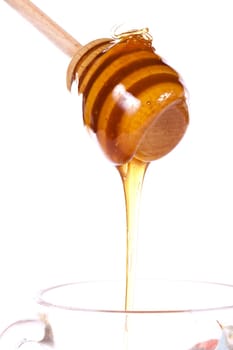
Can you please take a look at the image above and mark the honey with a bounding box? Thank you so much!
[117,158,149,310]
[67,28,189,311]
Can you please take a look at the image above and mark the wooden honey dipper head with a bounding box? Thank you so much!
[67,28,189,165]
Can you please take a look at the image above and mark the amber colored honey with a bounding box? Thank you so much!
[67,28,189,311]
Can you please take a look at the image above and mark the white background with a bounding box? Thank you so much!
[0,0,233,334]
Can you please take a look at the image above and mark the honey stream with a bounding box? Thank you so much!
[67,27,189,317]
[117,159,149,311]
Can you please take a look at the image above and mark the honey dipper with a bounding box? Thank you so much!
[3,0,189,165]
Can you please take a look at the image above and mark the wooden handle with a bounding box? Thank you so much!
[3,0,82,56]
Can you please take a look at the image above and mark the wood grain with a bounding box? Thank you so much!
[3,0,82,56]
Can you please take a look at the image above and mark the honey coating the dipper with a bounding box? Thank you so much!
[67,28,189,165]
